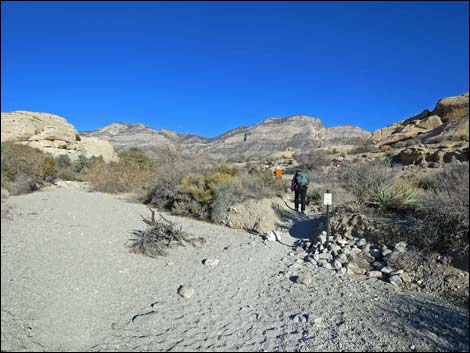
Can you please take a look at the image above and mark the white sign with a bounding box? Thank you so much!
[323,193,332,205]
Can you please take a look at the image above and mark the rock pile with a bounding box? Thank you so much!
[299,231,411,286]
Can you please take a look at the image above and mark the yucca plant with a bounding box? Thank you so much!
[367,181,419,212]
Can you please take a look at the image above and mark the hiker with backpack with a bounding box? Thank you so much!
[291,168,308,213]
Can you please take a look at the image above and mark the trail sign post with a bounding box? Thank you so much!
[324,191,332,243]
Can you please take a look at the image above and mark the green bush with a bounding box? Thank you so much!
[211,168,286,223]
[86,148,154,193]
[338,158,393,203]
[172,165,238,219]
[294,150,331,171]
[1,143,54,194]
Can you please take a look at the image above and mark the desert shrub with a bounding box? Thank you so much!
[42,157,57,178]
[294,150,331,171]
[141,153,211,207]
[392,138,420,148]
[211,168,286,223]
[1,143,56,194]
[129,208,205,258]
[337,158,393,204]
[55,154,72,169]
[53,154,80,181]
[347,143,380,155]
[117,147,153,170]
[414,164,469,255]
[171,165,238,219]
[86,147,155,193]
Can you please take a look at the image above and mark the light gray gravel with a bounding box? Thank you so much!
[1,186,468,352]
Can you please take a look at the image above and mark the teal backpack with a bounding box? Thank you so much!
[297,172,308,187]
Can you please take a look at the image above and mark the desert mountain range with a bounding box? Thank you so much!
[81,115,370,161]
[1,92,468,165]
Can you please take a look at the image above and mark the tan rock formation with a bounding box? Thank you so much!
[1,111,117,162]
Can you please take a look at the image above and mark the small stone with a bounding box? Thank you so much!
[389,275,402,286]
[347,263,365,275]
[390,270,404,276]
[203,258,219,266]
[400,272,411,283]
[394,241,407,253]
[338,267,347,275]
[360,243,371,253]
[381,267,395,275]
[382,249,393,256]
[368,271,383,278]
[356,238,367,247]
[309,315,322,326]
[410,345,416,351]
[318,253,333,261]
[373,261,385,270]
[298,274,313,286]
[333,260,342,270]
[178,286,195,299]
[370,249,381,258]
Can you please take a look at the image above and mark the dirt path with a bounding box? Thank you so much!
[1,186,468,352]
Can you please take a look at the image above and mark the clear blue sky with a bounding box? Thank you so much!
[2,1,468,137]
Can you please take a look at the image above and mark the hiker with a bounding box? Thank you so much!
[291,168,308,213]
[273,165,283,181]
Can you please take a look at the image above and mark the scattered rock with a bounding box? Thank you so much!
[309,314,322,326]
[333,260,342,270]
[297,274,313,286]
[203,258,219,266]
[177,286,195,299]
[394,241,407,253]
[381,267,395,275]
[347,263,366,275]
[400,272,411,283]
[368,271,383,278]
[370,248,381,258]
[389,275,402,287]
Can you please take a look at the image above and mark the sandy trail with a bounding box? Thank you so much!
[1,186,468,352]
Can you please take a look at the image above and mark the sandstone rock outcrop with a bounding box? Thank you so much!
[1,111,118,162]
[370,92,469,167]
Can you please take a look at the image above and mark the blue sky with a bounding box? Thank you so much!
[1,1,468,137]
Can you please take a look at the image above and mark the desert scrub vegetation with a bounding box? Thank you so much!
[211,168,286,223]
[413,163,469,255]
[129,208,205,258]
[330,160,468,257]
[1,143,56,194]
[294,150,331,171]
[86,147,156,193]
[171,164,239,219]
